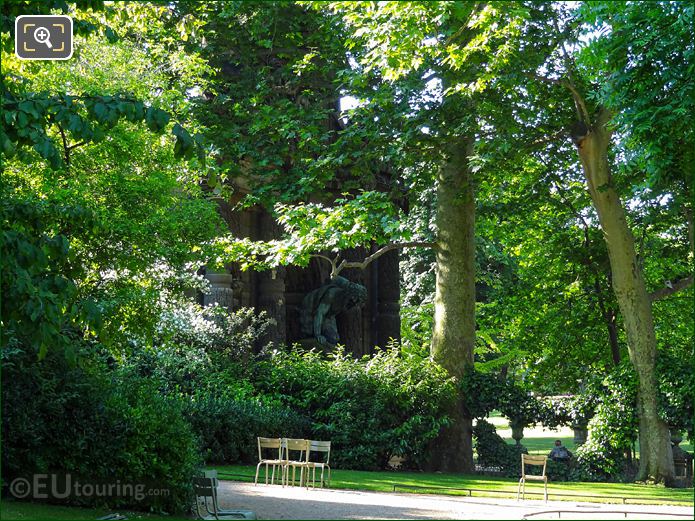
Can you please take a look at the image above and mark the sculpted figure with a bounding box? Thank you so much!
[299,276,367,345]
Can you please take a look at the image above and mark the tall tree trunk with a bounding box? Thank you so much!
[593,277,621,366]
[574,107,674,484]
[429,136,476,473]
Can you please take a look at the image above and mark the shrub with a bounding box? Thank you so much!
[121,305,274,397]
[102,377,201,512]
[183,394,310,464]
[121,341,256,398]
[572,362,639,482]
[473,420,527,477]
[656,351,694,439]
[540,391,598,430]
[155,302,274,359]
[1,346,200,513]
[461,369,546,428]
[253,345,455,470]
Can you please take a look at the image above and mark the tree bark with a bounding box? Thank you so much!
[429,136,476,473]
[593,277,621,365]
[574,107,674,484]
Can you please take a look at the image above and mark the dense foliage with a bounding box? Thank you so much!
[1,346,200,512]
[254,347,455,470]
[1,0,692,509]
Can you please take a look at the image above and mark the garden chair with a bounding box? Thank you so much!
[517,454,548,502]
[283,438,311,487]
[254,437,284,485]
[305,440,332,488]
[193,476,256,520]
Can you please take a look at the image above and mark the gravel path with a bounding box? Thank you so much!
[216,481,694,520]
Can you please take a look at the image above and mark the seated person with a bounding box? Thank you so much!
[548,439,572,462]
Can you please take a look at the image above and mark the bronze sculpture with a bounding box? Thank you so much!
[299,276,367,345]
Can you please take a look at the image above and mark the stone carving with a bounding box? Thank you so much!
[300,276,368,345]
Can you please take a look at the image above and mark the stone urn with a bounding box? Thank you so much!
[670,428,683,446]
[510,420,525,446]
[572,422,589,446]
[670,428,693,487]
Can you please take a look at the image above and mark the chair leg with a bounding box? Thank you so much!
[271,464,276,485]
[517,478,521,500]
[254,462,262,485]
[544,479,548,502]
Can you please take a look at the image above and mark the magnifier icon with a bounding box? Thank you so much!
[34,26,52,48]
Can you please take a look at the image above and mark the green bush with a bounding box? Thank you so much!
[183,394,310,464]
[473,420,526,477]
[123,304,273,397]
[122,340,256,398]
[656,351,694,439]
[573,363,639,481]
[252,345,455,470]
[155,303,274,359]
[461,369,546,429]
[1,346,200,513]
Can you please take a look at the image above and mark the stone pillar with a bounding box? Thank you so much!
[377,248,401,348]
[257,267,287,346]
[203,271,234,311]
[256,211,286,346]
[337,247,369,356]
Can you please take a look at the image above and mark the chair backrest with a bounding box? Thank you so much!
[193,476,216,499]
[309,440,331,465]
[285,438,310,462]
[204,469,219,486]
[257,437,282,461]
[193,476,223,519]
[521,454,547,476]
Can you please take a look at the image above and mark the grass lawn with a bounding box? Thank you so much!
[209,464,694,506]
[0,500,190,520]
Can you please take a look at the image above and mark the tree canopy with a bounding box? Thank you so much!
[1,0,692,493]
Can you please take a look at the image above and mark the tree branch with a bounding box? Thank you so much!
[650,275,694,302]
[67,141,86,150]
[527,73,591,124]
[57,123,70,165]
[333,241,434,277]
[310,254,338,275]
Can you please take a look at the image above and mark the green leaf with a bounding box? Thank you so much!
[145,107,170,132]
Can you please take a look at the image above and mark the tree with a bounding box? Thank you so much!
[1,1,222,356]
[316,1,543,471]
[518,1,693,483]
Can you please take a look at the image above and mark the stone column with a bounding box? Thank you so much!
[256,211,286,345]
[257,267,286,345]
[377,248,401,348]
[203,271,234,312]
